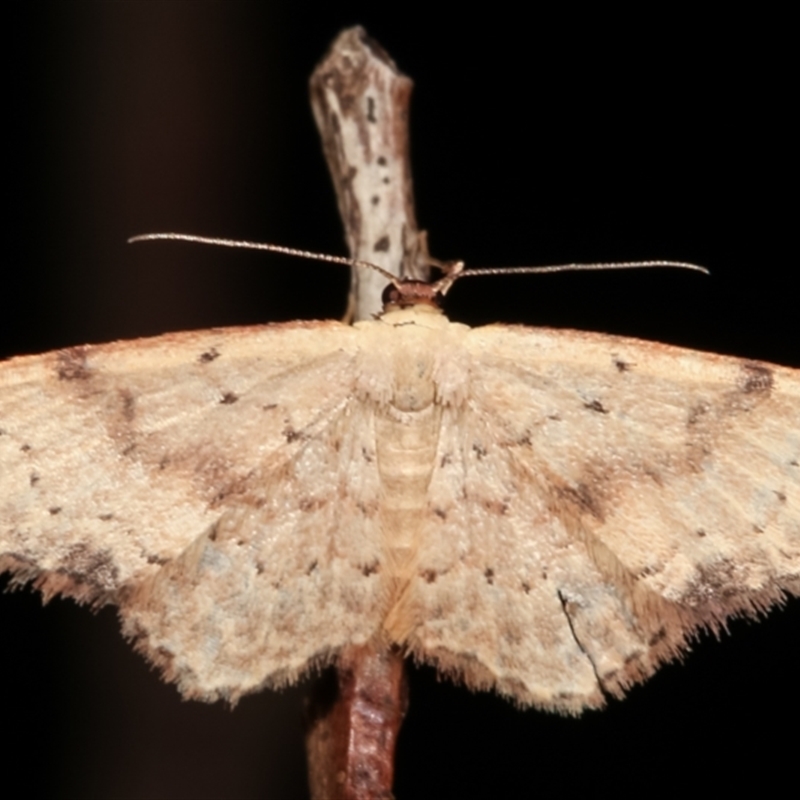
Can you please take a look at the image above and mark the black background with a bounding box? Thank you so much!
[3,3,797,798]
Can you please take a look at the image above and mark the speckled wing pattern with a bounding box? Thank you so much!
[0,322,388,700]
[406,323,800,712]
[1,308,798,712]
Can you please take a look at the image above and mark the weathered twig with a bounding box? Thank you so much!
[309,26,429,322]
[304,27,426,798]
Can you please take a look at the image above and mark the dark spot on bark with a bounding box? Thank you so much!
[255,561,265,574]
[434,507,447,519]
[516,432,532,446]
[199,348,220,363]
[371,195,380,206]
[366,97,377,123]
[98,513,114,521]
[20,444,31,452]
[542,570,548,580]
[624,653,641,667]
[263,403,278,411]
[306,560,318,575]
[57,347,90,380]
[220,391,239,405]
[423,569,437,583]
[122,443,137,457]
[753,523,765,533]
[49,506,62,515]
[472,443,487,459]
[484,568,495,585]
[547,413,561,421]
[775,491,787,503]
[373,235,390,252]
[159,455,170,470]
[382,177,390,184]
[648,627,667,646]
[614,359,631,372]
[584,399,609,414]
[361,561,380,577]
[738,363,773,395]
[377,155,387,166]
[521,581,531,594]
[696,528,707,537]
[441,453,452,467]
[29,472,39,486]
[791,459,799,467]
[208,521,220,542]
[362,446,373,462]
[146,554,169,565]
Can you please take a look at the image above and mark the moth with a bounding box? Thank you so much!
[1,238,798,714]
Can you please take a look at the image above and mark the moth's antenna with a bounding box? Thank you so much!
[128,232,400,285]
[434,260,709,296]
[130,232,708,300]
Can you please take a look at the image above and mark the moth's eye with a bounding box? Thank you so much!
[382,282,402,306]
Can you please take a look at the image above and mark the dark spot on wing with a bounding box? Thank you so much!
[521,581,531,594]
[361,561,380,577]
[366,97,377,123]
[29,472,39,486]
[284,427,304,443]
[371,195,380,206]
[49,506,62,515]
[121,443,137,457]
[423,569,437,583]
[683,558,739,604]
[557,483,605,521]
[362,446,373,462]
[472,443,487,459]
[434,507,447,519]
[57,347,91,381]
[306,560,318,575]
[696,529,707,537]
[774,491,787,503]
[738,363,773,395]
[62,543,119,590]
[648,627,667,646]
[484,568,495,585]
[614,358,631,372]
[584,399,608,414]
[516,432,532,446]
[299,497,327,513]
[120,389,136,421]
[220,391,239,405]
[373,235,390,252]
[263,403,278,411]
[483,499,509,515]
[377,155,387,166]
[687,401,711,426]
[199,348,220,364]
[147,554,169,565]
[20,444,31,452]
[440,453,453,467]
[98,513,114,521]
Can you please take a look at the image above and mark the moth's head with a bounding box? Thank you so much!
[380,280,444,312]
[380,259,465,313]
